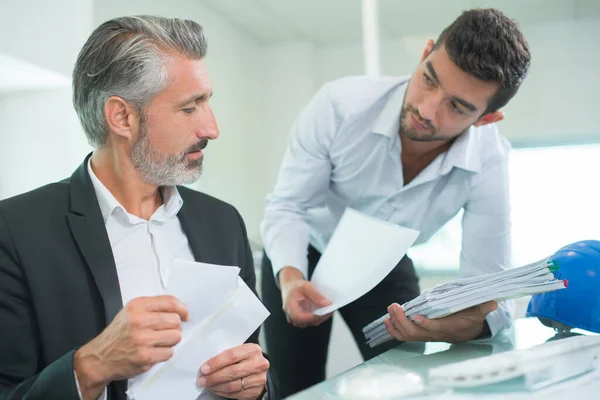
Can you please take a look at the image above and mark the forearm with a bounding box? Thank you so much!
[261,207,311,282]
[73,346,110,400]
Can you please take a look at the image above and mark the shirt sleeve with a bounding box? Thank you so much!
[460,156,515,337]
[260,84,339,284]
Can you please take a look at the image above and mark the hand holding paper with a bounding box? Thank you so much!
[384,299,498,344]
[279,208,419,328]
[198,343,269,399]
[126,260,270,400]
[279,266,333,328]
[73,295,190,400]
[363,257,567,347]
[310,208,420,316]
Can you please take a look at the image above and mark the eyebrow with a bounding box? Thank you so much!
[176,91,213,108]
[425,61,478,113]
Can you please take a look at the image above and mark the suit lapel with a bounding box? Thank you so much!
[67,154,123,326]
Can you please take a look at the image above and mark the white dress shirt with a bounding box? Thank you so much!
[75,159,195,399]
[261,75,515,337]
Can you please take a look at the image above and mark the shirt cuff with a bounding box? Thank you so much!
[73,369,107,400]
[266,241,309,288]
[483,299,514,338]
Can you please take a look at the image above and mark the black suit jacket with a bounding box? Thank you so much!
[0,155,277,400]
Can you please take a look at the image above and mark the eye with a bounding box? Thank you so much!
[450,101,465,115]
[182,107,196,114]
[423,73,434,86]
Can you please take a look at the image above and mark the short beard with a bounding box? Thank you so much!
[131,114,206,186]
[399,89,468,142]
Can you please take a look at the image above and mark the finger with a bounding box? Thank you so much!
[134,346,174,369]
[199,363,249,387]
[139,329,183,348]
[384,318,406,340]
[286,302,320,326]
[200,355,269,387]
[388,304,426,338]
[200,343,262,375]
[131,311,183,331]
[141,295,189,322]
[412,314,441,332]
[302,283,331,307]
[478,300,498,317]
[205,372,267,393]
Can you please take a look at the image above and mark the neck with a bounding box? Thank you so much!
[90,146,162,220]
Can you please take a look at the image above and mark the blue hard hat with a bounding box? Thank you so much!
[526,240,600,333]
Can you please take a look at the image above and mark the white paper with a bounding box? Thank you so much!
[126,261,270,400]
[311,208,420,316]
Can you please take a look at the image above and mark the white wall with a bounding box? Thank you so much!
[261,42,318,193]
[0,0,93,77]
[312,19,600,145]
[0,1,266,243]
[0,0,94,199]
[0,90,91,199]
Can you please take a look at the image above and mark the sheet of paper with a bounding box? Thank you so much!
[311,208,420,316]
[127,262,269,400]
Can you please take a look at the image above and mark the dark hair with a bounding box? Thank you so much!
[433,8,531,114]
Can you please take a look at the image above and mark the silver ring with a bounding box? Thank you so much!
[240,377,245,392]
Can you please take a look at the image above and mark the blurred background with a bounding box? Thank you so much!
[1,0,599,378]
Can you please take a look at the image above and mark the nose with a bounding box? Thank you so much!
[417,93,443,122]
[197,104,219,140]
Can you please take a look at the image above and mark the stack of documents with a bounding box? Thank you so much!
[363,257,567,348]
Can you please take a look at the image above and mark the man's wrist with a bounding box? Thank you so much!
[73,345,110,396]
[278,266,304,288]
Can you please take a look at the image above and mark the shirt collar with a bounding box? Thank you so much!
[370,77,482,174]
[440,127,482,174]
[371,79,408,139]
[87,158,184,224]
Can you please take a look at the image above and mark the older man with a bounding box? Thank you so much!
[0,16,274,400]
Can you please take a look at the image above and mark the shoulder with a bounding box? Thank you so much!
[177,186,244,225]
[470,123,512,168]
[0,181,70,219]
[318,75,410,117]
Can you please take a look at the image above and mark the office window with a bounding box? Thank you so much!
[408,143,600,273]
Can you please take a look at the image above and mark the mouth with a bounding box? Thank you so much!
[185,150,203,160]
[409,113,429,132]
[184,140,208,160]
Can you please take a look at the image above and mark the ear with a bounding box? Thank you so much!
[104,96,139,142]
[473,110,504,127]
[420,39,435,63]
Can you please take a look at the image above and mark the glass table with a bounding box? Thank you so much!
[286,317,599,399]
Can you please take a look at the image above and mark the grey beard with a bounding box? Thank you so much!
[131,124,203,186]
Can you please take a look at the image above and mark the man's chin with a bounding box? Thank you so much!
[401,128,446,143]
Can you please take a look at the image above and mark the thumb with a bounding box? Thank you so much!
[303,284,332,307]
[479,300,498,317]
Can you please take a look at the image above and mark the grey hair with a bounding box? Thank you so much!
[72,15,207,148]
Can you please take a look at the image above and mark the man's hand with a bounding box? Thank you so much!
[198,343,269,400]
[73,295,189,399]
[279,266,332,328]
[384,301,497,343]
